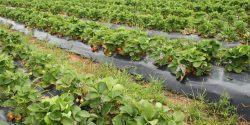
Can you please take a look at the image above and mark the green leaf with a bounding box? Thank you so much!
[120,104,134,116]
[72,106,81,117]
[112,115,123,125]
[27,104,40,112]
[77,110,91,118]
[101,103,112,115]
[155,102,163,109]
[28,102,50,112]
[102,95,111,102]
[49,111,62,121]
[239,46,248,54]
[173,111,185,122]
[74,110,91,122]
[135,116,146,125]
[44,114,53,124]
[86,91,99,99]
[96,117,105,125]
[61,117,74,125]
[140,100,155,120]
[148,119,158,125]
[101,77,117,90]
[234,67,243,73]
[193,62,202,68]
[98,82,108,93]
[62,111,72,118]
[112,84,124,91]
[168,120,177,125]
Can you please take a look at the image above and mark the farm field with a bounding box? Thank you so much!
[0,5,249,79]
[0,0,249,125]
[0,24,243,125]
[0,0,249,42]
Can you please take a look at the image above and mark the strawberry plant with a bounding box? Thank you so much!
[113,99,185,125]
[38,64,62,88]
[123,36,149,60]
[210,19,225,34]
[102,28,130,56]
[80,22,102,41]
[0,70,29,90]
[0,70,29,110]
[149,37,194,67]
[150,45,174,66]
[89,27,113,52]
[165,16,188,32]
[221,45,250,73]
[234,21,248,39]
[196,20,216,38]
[0,30,31,60]
[24,93,94,125]
[25,52,53,77]
[219,26,239,42]
[82,77,124,124]
[0,53,15,73]
[54,67,87,96]
[2,84,40,116]
[0,33,24,58]
[196,40,222,59]
[242,32,250,45]
[168,48,212,81]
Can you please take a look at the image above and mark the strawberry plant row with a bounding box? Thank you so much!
[0,0,249,42]
[0,6,249,81]
[0,29,186,125]
[1,0,249,23]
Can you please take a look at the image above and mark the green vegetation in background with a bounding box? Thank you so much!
[0,0,249,42]
[0,6,249,81]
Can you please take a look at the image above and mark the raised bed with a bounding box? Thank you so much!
[101,21,241,48]
[0,17,249,120]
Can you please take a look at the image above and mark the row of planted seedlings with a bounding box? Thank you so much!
[0,6,249,81]
[0,29,186,124]
[3,0,250,42]
[0,0,249,42]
